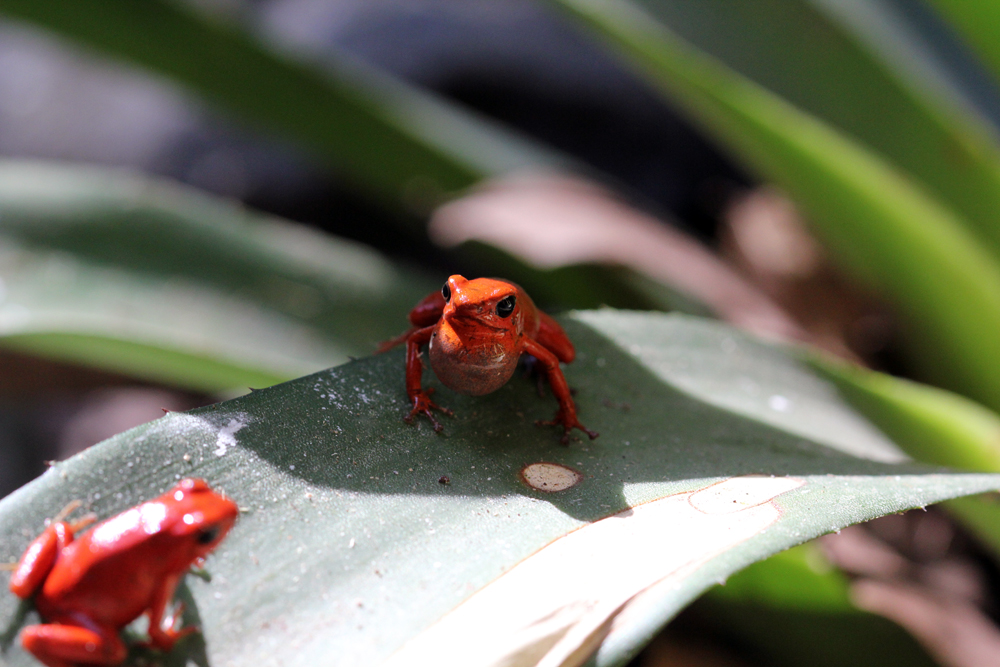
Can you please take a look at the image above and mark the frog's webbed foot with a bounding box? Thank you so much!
[51,500,83,524]
[404,388,453,433]
[536,411,599,446]
[69,514,97,533]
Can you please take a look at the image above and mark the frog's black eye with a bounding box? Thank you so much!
[442,282,451,302]
[196,525,220,545]
[496,295,516,318]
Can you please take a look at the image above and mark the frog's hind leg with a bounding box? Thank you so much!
[376,327,418,354]
[19,621,126,667]
[9,519,81,600]
[377,289,447,353]
[535,311,575,363]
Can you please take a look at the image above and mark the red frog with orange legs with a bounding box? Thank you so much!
[379,275,598,445]
[6,479,238,667]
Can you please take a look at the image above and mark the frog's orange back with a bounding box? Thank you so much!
[38,533,178,626]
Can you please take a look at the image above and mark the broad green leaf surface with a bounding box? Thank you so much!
[0,0,564,208]
[0,161,435,391]
[2,312,999,667]
[552,0,1000,414]
[634,0,1000,262]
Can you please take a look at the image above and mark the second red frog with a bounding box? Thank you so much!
[380,275,599,444]
[8,478,238,667]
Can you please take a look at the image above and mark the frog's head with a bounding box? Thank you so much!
[440,275,521,338]
[161,478,239,560]
[428,275,525,395]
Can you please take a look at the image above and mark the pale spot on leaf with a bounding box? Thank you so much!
[520,463,583,492]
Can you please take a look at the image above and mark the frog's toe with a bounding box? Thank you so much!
[536,413,597,445]
[406,392,452,433]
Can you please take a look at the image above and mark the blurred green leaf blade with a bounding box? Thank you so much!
[808,352,1000,560]
[634,0,1000,263]
[694,545,937,667]
[552,0,1000,414]
[0,161,436,391]
[0,0,565,206]
[925,0,1000,98]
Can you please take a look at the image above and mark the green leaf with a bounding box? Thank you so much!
[551,0,1000,413]
[1,312,998,666]
[808,353,1000,559]
[924,0,1000,95]
[694,544,936,667]
[633,0,1000,263]
[809,353,1000,473]
[707,544,852,612]
[0,0,565,207]
[0,161,436,391]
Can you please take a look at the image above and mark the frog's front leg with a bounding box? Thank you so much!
[144,573,196,652]
[404,326,453,432]
[20,620,126,667]
[523,338,599,445]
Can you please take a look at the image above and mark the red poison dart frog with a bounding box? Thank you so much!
[7,479,238,667]
[379,275,598,444]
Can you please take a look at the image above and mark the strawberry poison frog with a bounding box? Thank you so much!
[7,478,238,667]
[379,275,598,444]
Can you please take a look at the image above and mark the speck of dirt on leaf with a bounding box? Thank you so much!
[519,463,583,492]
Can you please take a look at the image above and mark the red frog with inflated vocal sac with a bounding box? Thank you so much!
[7,478,238,667]
[379,275,598,444]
